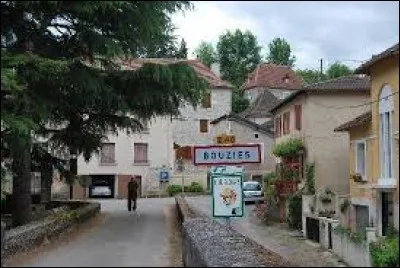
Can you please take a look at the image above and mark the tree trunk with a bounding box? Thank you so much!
[40,163,53,203]
[69,157,77,200]
[11,137,32,227]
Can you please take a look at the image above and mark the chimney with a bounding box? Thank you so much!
[210,63,221,77]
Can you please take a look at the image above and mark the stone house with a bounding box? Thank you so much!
[240,63,303,125]
[74,59,233,198]
[210,114,275,183]
[334,43,399,235]
[270,75,371,225]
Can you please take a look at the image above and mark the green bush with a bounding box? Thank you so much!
[189,182,204,193]
[167,184,183,196]
[273,138,304,158]
[263,172,277,184]
[288,193,302,230]
[370,235,399,267]
[304,163,315,194]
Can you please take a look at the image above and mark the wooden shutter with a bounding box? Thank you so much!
[275,116,281,137]
[200,119,209,133]
[295,104,302,130]
[287,112,291,134]
[134,143,148,163]
[201,93,211,108]
[101,143,115,163]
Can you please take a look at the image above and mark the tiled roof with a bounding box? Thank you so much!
[334,111,372,132]
[270,75,370,113]
[241,63,303,90]
[210,114,274,137]
[118,58,233,89]
[239,89,279,118]
[355,43,399,74]
[303,75,370,91]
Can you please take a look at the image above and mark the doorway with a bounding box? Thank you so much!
[381,192,394,236]
[89,175,115,198]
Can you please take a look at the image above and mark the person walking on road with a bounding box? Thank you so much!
[127,177,139,211]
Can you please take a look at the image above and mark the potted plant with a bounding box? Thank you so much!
[351,173,365,183]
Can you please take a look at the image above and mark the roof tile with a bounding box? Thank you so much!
[118,58,233,89]
[241,64,303,90]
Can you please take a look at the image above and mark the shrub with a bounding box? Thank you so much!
[263,172,277,184]
[189,182,204,193]
[304,163,315,194]
[273,138,304,158]
[370,235,399,267]
[167,184,183,196]
[288,193,302,230]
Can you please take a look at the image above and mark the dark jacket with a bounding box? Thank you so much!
[128,180,138,199]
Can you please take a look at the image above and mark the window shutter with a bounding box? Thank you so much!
[134,143,148,163]
[201,93,211,108]
[295,104,302,130]
[287,112,291,134]
[200,120,209,133]
[275,117,281,137]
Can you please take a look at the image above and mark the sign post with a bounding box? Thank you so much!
[193,144,261,226]
[210,166,244,220]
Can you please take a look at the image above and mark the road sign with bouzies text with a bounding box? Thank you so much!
[193,144,261,166]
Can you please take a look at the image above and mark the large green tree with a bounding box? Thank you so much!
[176,38,188,59]
[194,41,216,67]
[216,29,261,113]
[217,29,262,88]
[1,1,207,226]
[326,62,353,79]
[266,37,296,67]
[296,69,326,85]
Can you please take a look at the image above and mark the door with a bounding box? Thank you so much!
[381,192,394,236]
[355,205,369,233]
[306,217,320,243]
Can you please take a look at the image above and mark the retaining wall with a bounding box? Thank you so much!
[175,195,293,267]
[2,201,100,261]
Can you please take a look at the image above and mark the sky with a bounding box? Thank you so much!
[171,1,399,70]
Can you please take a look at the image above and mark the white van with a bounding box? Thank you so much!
[243,181,264,203]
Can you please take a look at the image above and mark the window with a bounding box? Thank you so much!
[281,92,291,99]
[200,119,209,133]
[100,143,115,164]
[31,172,41,194]
[134,143,148,164]
[254,133,259,139]
[355,141,367,179]
[295,104,302,130]
[283,112,290,135]
[201,93,211,108]
[379,85,394,179]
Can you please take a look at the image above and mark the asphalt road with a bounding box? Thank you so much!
[14,198,178,267]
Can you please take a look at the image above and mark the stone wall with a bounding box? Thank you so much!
[2,201,100,261]
[175,195,294,267]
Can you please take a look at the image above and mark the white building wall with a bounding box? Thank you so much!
[77,116,174,185]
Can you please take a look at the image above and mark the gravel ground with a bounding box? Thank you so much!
[186,195,347,267]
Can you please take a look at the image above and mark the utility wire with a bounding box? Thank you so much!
[308,91,399,110]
